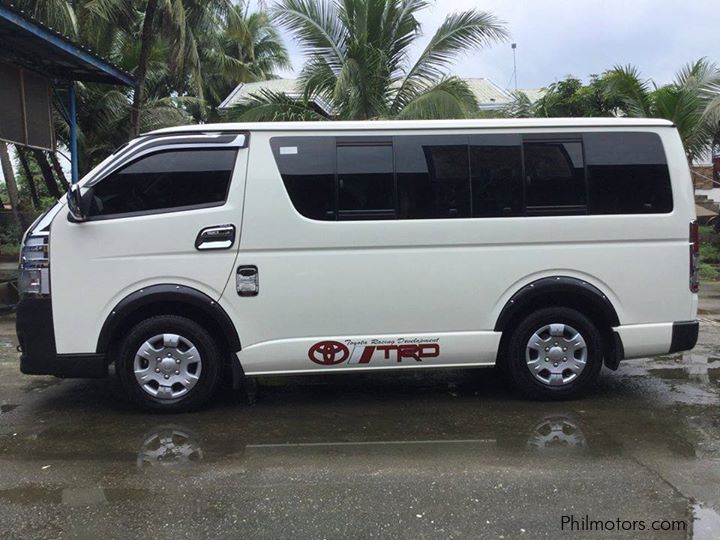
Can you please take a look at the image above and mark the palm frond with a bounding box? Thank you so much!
[501,91,534,118]
[392,10,507,113]
[602,65,653,116]
[273,0,346,69]
[396,77,478,119]
[227,89,327,121]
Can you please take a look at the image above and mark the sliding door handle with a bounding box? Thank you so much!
[195,224,236,250]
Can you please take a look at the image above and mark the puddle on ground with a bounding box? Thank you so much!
[23,378,63,392]
[136,426,204,468]
[645,354,720,386]
[0,486,149,506]
[693,504,720,540]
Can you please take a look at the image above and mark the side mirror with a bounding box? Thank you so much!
[67,184,87,222]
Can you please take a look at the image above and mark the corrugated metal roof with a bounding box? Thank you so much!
[519,88,547,103]
[219,77,546,112]
[463,78,513,108]
[218,79,302,108]
[0,3,133,86]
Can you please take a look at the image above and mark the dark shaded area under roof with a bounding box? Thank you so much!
[0,3,134,86]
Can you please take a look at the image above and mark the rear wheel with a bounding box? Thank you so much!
[505,307,603,400]
[116,315,223,412]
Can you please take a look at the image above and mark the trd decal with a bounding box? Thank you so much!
[308,338,440,366]
[308,341,350,365]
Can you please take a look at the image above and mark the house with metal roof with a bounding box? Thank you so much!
[218,77,545,116]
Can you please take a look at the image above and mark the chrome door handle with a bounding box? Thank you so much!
[195,225,236,250]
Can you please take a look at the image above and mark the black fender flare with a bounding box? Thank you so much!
[96,284,241,354]
[494,276,620,332]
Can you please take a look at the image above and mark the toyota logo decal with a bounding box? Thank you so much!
[308,341,350,365]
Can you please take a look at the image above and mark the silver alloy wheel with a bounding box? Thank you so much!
[525,323,587,386]
[133,333,202,400]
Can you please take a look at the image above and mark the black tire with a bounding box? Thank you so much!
[505,307,603,400]
[116,315,223,412]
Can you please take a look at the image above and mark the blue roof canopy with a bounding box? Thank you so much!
[0,4,134,86]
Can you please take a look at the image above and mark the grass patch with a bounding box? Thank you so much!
[700,262,720,281]
[0,243,19,257]
[698,226,720,280]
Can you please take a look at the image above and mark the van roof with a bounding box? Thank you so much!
[147,117,674,136]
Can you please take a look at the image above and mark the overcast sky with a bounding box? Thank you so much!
[277,0,718,91]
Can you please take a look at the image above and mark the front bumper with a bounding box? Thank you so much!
[16,297,107,378]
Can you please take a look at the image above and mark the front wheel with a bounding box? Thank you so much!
[116,315,223,412]
[505,307,603,400]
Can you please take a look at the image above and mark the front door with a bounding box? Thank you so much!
[51,138,248,355]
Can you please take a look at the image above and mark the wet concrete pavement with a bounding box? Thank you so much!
[1,290,719,539]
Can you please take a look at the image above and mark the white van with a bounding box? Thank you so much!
[16,119,699,411]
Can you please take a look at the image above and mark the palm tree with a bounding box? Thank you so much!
[230,0,507,121]
[199,2,291,121]
[604,60,720,162]
[128,0,244,137]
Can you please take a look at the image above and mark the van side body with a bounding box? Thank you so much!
[16,119,699,410]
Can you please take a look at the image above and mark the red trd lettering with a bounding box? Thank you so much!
[376,345,394,359]
[419,344,440,358]
[397,344,422,362]
[359,346,375,363]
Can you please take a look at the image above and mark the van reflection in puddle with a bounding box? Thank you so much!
[136,426,204,468]
[243,413,592,457]
[646,353,720,387]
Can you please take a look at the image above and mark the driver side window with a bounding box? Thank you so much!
[89,148,237,218]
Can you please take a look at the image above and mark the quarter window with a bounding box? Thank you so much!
[584,132,672,214]
[90,149,236,217]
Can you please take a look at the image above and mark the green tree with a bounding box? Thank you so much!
[127,0,247,137]
[198,2,291,121]
[604,60,720,161]
[529,74,622,118]
[10,0,288,173]
[230,0,507,121]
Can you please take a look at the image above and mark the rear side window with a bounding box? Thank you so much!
[270,137,335,220]
[396,135,470,219]
[470,134,523,217]
[271,131,673,221]
[90,149,236,217]
[584,132,672,214]
[524,140,586,214]
[338,144,395,219]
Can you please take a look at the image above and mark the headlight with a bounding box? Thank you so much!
[19,235,50,297]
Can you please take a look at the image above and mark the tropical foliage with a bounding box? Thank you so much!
[8,0,289,174]
[229,0,508,121]
[1,0,719,240]
[0,0,289,241]
[507,60,720,162]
